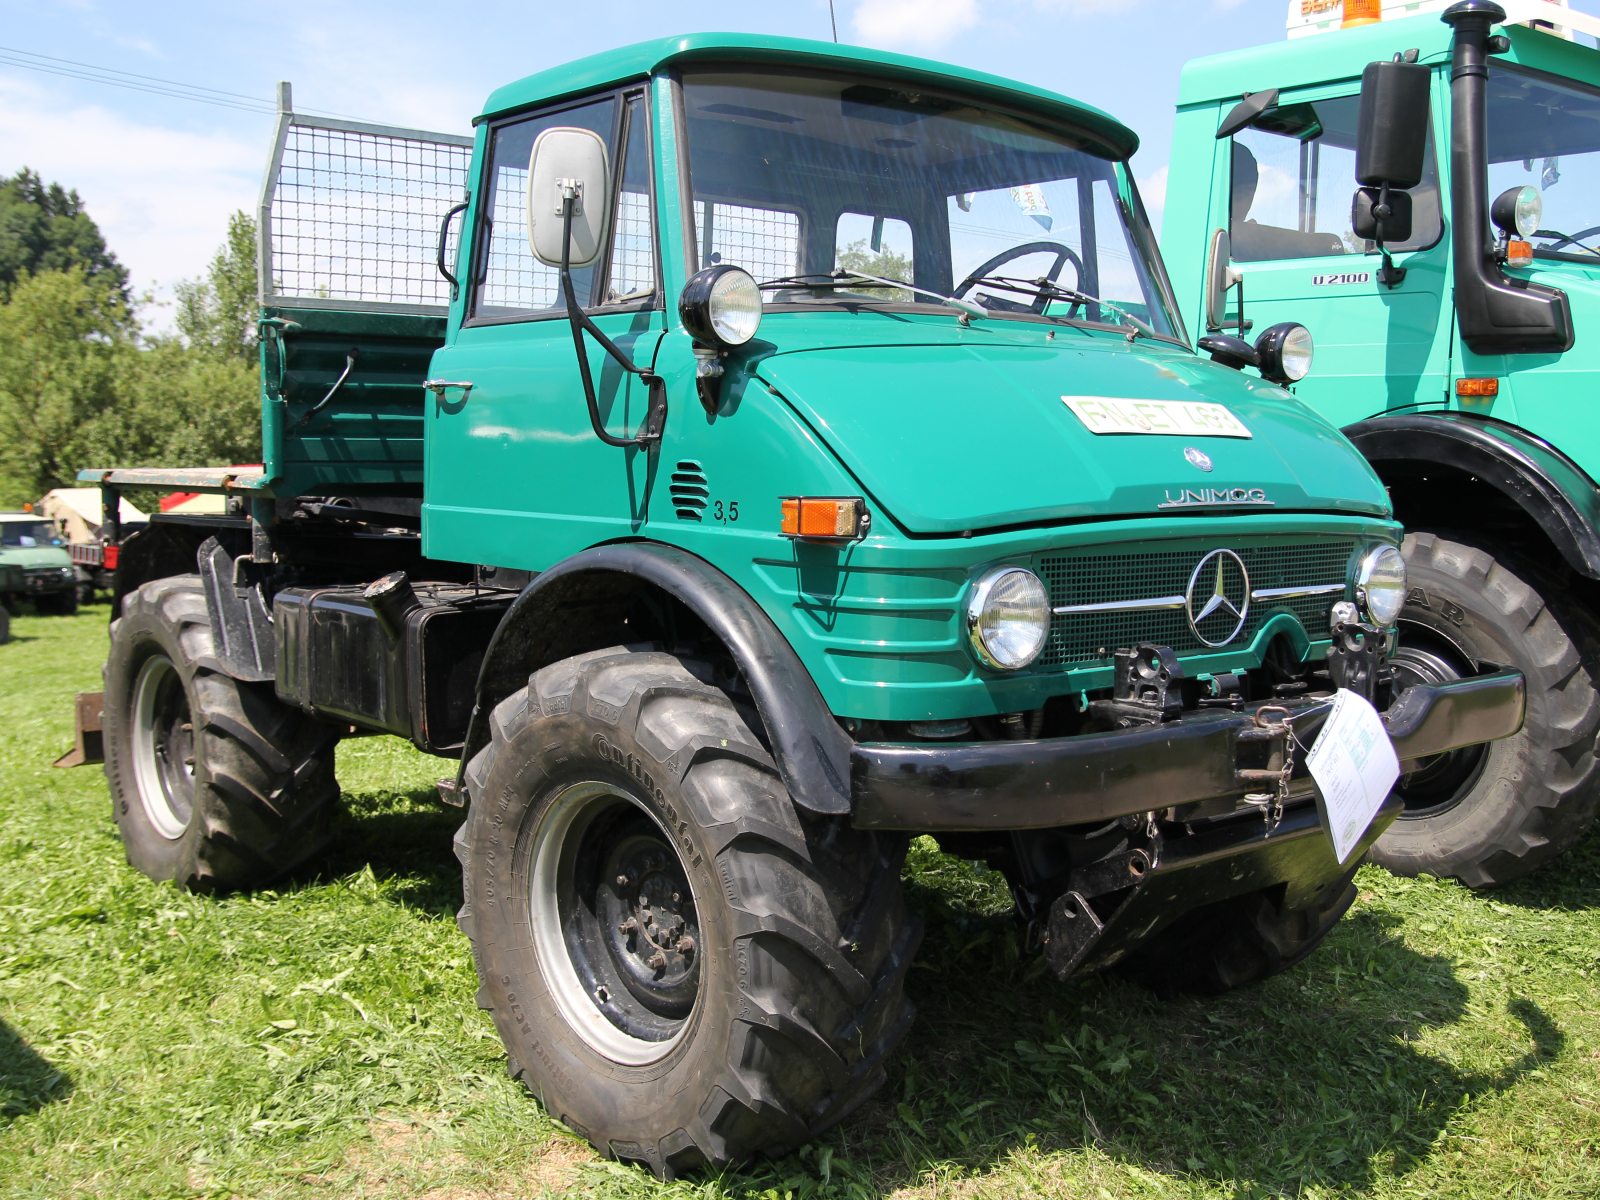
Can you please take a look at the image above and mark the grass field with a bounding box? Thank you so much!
[3,603,1599,1199]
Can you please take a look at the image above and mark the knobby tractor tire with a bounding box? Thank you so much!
[1114,867,1360,997]
[454,647,921,1177]
[103,574,341,892]
[1371,532,1600,888]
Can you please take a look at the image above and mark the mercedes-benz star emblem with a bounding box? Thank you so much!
[1185,548,1250,647]
[1184,446,1214,472]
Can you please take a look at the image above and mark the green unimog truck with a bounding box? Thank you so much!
[1163,0,1600,888]
[0,512,79,615]
[83,35,1524,1175]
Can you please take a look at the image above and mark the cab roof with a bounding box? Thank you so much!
[480,32,1139,160]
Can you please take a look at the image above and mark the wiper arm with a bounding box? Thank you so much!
[966,274,1155,341]
[758,270,987,320]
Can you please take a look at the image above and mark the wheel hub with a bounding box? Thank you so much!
[1390,639,1490,819]
[602,836,699,1011]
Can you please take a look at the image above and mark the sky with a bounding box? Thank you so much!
[0,0,1589,332]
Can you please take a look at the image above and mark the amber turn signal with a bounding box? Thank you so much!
[1506,239,1533,267]
[780,497,866,540]
[1456,378,1499,397]
[1341,0,1381,26]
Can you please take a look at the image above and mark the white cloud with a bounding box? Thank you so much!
[851,0,981,49]
[0,75,264,330]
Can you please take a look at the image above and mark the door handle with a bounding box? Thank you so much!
[423,379,474,400]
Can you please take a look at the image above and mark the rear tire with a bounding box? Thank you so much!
[455,646,920,1176]
[0,605,9,644]
[1370,532,1600,888]
[103,574,341,892]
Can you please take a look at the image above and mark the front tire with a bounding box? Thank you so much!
[103,575,341,891]
[1370,532,1600,887]
[455,647,920,1176]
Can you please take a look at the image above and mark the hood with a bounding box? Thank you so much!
[0,546,72,569]
[755,325,1389,534]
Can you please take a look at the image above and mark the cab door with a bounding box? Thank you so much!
[1210,79,1453,427]
[424,88,664,570]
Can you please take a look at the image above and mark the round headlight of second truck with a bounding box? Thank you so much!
[1356,545,1408,627]
[967,567,1051,670]
[1255,321,1314,383]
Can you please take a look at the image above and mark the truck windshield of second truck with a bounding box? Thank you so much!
[676,69,1183,340]
[1487,64,1600,261]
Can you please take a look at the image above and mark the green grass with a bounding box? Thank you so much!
[3,603,1599,1198]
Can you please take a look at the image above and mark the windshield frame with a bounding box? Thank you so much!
[674,63,1189,347]
[1487,59,1600,267]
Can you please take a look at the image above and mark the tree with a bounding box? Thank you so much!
[0,268,126,506]
[835,238,914,300]
[174,211,258,361]
[0,169,128,300]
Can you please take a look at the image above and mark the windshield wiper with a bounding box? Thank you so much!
[965,274,1155,341]
[758,270,987,320]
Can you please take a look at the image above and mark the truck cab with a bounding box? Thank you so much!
[1165,0,1600,888]
[0,512,78,615]
[82,33,1523,1176]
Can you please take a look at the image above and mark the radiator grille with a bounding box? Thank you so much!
[1036,539,1355,668]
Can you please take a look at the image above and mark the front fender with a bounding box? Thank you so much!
[457,541,853,814]
[1343,412,1600,579]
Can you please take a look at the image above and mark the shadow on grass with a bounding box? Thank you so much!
[761,893,1568,1198]
[0,1018,72,1123]
[1492,815,1600,912]
[284,785,465,916]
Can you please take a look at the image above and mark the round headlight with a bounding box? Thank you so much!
[967,567,1050,670]
[1254,321,1314,384]
[1357,545,1408,627]
[677,264,762,347]
[1492,184,1542,240]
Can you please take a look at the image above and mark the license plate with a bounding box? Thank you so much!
[1062,396,1253,438]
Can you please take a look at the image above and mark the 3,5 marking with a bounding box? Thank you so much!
[711,500,739,525]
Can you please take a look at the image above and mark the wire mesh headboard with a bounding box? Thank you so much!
[258,99,474,315]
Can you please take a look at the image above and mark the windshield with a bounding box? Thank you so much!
[680,70,1183,340]
[1488,64,1600,261]
[0,522,61,548]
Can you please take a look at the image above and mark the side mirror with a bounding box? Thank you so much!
[526,126,611,268]
[1352,187,1414,243]
[1204,229,1244,333]
[1355,60,1431,190]
[1353,59,1430,288]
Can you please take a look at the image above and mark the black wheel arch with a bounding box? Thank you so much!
[1343,412,1600,580]
[456,541,853,815]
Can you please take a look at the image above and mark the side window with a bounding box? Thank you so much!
[1229,93,1441,262]
[472,95,617,320]
[693,200,800,279]
[603,94,656,304]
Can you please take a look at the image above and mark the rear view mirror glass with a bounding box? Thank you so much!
[1352,186,1414,243]
[526,126,611,268]
[1355,61,1431,188]
[1204,228,1241,332]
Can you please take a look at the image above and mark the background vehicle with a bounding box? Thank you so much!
[40,487,147,605]
[1164,0,1600,887]
[82,36,1521,1174]
[0,512,79,615]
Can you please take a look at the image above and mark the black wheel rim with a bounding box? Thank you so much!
[530,782,699,1064]
[1390,637,1491,820]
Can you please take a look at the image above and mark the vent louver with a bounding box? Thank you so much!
[670,461,709,520]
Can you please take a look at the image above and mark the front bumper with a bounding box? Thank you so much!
[849,669,1525,831]
[21,569,75,594]
[849,669,1525,980]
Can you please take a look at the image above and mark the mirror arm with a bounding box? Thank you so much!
[558,200,666,447]
[1371,182,1407,289]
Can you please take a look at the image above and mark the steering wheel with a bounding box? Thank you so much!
[956,241,1084,315]
[1537,225,1600,254]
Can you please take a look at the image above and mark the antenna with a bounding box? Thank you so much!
[829,0,839,41]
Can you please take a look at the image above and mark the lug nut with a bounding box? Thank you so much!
[615,874,631,888]
[671,892,680,903]
[618,918,638,936]
[676,936,695,955]
[643,911,654,925]
[647,952,667,970]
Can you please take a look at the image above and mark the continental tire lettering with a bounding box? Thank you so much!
[1406,587,1431,610]
[1441,599,1467,626]
[542,695,570,716]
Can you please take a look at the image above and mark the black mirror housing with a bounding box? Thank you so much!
[1356,60,1431,188]
[1352,186,1414,243]
[1197,333,1259,371]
